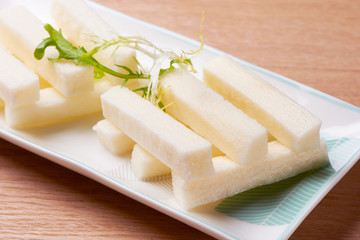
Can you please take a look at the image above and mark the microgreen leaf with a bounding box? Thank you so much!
[34,24,149,82]
[34,24,88,63]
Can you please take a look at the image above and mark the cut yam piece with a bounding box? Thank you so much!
[101,86,214,180]
[172,140,329,209]
[5,79,112,128]
[160,69,267,165]
[0,46,39,107]
[131,144,171,180]
[93,119,135,155]
[0,6,93,97]
[51,0,137,84]
[95,118,223,159]
[203,55,322,152]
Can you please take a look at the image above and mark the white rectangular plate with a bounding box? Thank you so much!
[1,1,360,239]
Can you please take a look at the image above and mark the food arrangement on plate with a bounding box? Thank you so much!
[0,0,331,211]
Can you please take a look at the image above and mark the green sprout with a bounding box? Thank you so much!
[34,12,205,109]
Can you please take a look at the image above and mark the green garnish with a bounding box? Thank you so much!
[34,24,149,85]
[34,12,205,108]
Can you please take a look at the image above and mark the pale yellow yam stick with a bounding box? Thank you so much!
[172,140,328,209]
[94,118,221,158]
[203,55,321,152]
[5,79,112,128]
[131,144,171,181]
[101,86,214,180]
[0,46,39,107]
[0,6,93,97]
[161,69,267,165]
[92,118,223,180]
[93,119,135,155]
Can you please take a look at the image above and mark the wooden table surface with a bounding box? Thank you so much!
[1,0,359,239]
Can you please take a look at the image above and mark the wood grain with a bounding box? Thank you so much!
[1,0,359,239]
